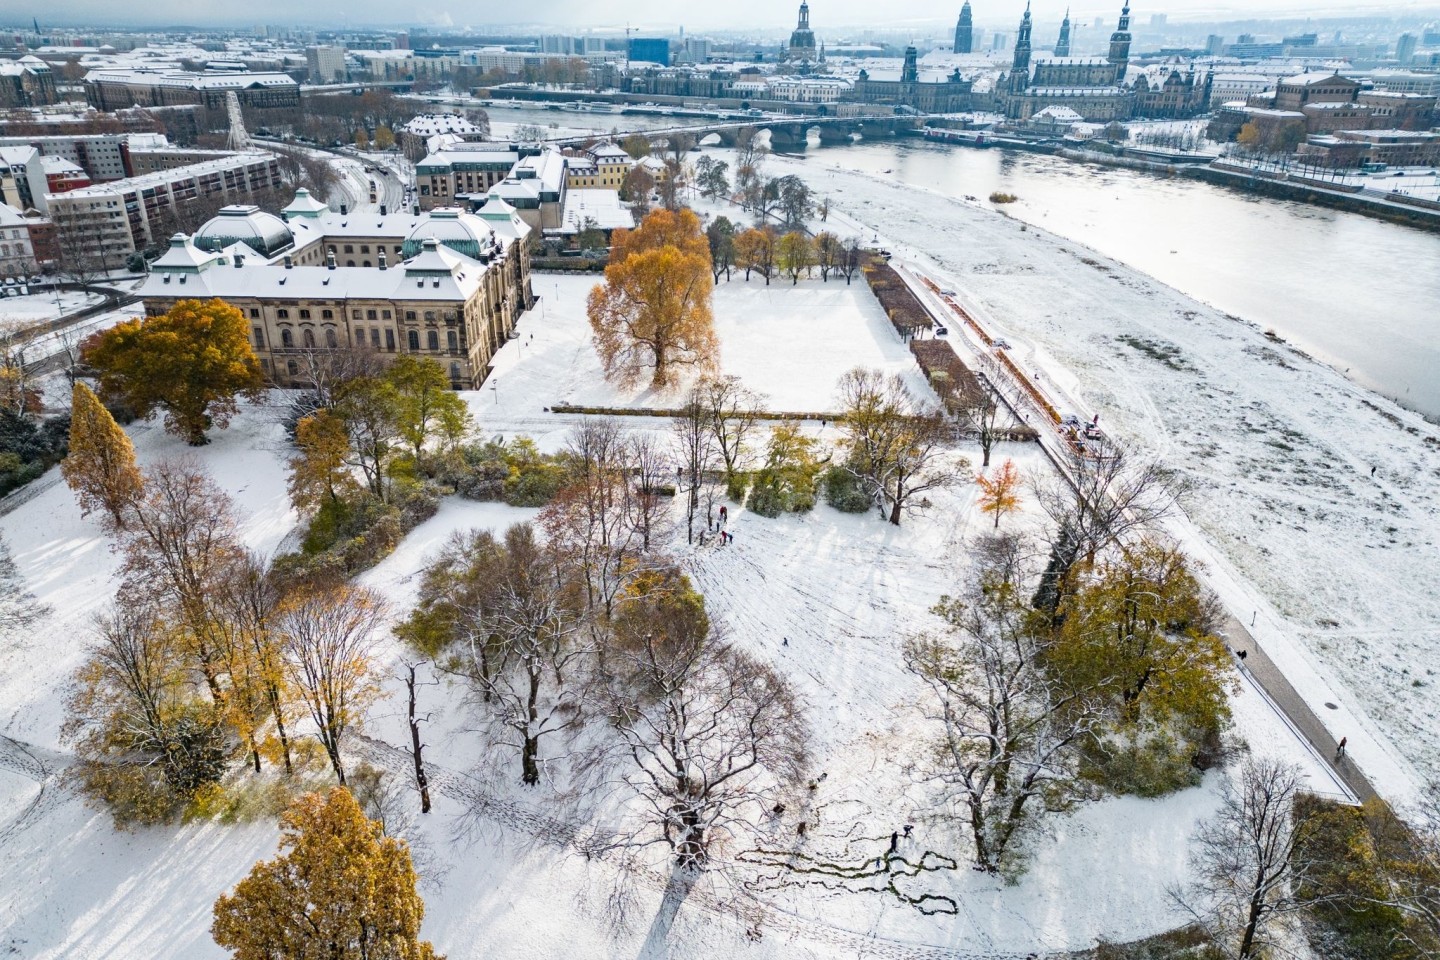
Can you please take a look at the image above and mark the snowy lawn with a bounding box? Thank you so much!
[496,273,928,420]
[728,148,1440,809]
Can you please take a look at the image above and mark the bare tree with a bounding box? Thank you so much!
[1032,441,1182,616]
[837,368,957,526]
[404,660,433,814]
[455,523,589,786]
[698,375,766,484]
[955,372,1014,469]
[838,237,864,285]
[277,583,388,786]
[672,389,721,544]
[626,432,673,553]
[595,606,807,869]
[904,552,1104,876]
[1171,758,1324,959]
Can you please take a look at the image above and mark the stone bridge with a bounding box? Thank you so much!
[551,114,926,151]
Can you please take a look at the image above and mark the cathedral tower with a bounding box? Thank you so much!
[1055,7,1071,56]
[1008,1,1032,94]
[954,1,973,54]
[787,1,818,62]
[1108,1,1132,83]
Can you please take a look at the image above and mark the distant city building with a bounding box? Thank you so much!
[0,134,133,181]
[853,47,975,112]
[1002,1,1209,121]
[0,56,58,107]
[0,145,47,212]
[83,69,300,111]
[627,38,671,66]
[1396,33,1417,65]
[786,1,819,63]
[954,1,974,54]
[305,45,347,83]
[1149,13,1166,27]
[1205,34,1224,55]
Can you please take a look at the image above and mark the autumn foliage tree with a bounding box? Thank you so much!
[62,381,144,527]
[587,209,717,389]
[976,459,1022,529]
[212,787,442,960]
[84,299,265,445]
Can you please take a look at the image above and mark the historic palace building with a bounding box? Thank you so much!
[139,195,534,390]
[1001,1,1210,121]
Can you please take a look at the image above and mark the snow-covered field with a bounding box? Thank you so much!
[0,269,1339,958]
[746,148,1440,805]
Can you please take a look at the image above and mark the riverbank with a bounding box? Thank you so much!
[758,146,1440,804]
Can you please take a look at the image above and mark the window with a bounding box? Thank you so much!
[405,311,416,320]
[408,330,419,350]
[450,362,461,380]
[352,310,361,319]
[248,307,260,318]
[326,329,337,348]
[287,359,298,376]
[302,328,315,348]
[361,245,370,254]
[424,310,435,321]
[366,310,377,320]
[427,330,439,351]
[277,308,290,319]
[299,309,311,319]
[281,329,293,348]
[393,246,402,255]
[370,329,381,348]
[385,330,396,351]
[344,244,353,253]
[382,310,391,319]
[322,309,333,319]
[346,260,355,267]
[252,326,264,348]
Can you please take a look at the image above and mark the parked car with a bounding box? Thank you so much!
[940,288,956,296]
[934,325,949,337]
[993,339,1011,350]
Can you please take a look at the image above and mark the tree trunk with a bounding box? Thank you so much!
[888,498,903,526]
[406,664,432,814]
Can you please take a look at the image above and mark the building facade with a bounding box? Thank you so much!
[0,204,37,278]
[0,57,59,108]
[139,199,534,390]
[46,152,283,266]
[83,70,300,111]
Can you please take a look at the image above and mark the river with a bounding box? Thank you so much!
[478,103,1440,421]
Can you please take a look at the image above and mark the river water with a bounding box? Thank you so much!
[486,103,1440,421]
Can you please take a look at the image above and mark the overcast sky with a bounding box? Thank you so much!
[31,0,1439,33]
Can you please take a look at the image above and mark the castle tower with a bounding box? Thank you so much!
[901,45,919,83]
[1108,1,1132,83]
[954,1,973,54]
[1008,1,1032,94]
[1055,7,1071,56]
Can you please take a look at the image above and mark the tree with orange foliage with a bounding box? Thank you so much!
[977,458,1022,529]
[588,210,717,389]
[608,206,711,265]
[84,298,265,445]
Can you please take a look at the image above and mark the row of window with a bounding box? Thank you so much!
[253,324,462,354]
[265,356,466,381]
[246,305,460,323]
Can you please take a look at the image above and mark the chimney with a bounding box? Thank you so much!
[340,202,348,215]
[283,254,293,269]
[233,253,244,268]
[380,204,388,215]
[378,249,387,270]
[326,250,336,270]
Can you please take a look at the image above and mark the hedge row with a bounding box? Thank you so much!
[548,404,843,421]
[860,255,933,338]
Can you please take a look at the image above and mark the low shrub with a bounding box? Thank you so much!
[822,465,870,513]
[453,436,568,507]
[0,410,68,498]
[989,191,1018,204]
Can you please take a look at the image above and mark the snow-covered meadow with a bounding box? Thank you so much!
[0,266,1340,958]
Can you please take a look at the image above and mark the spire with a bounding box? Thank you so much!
[1055,6,1072,56]
[1010,0,1033,90]
[1108,0,1133,82]
[798,0,809,29]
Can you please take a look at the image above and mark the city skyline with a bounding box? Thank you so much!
[11,0,1440,33]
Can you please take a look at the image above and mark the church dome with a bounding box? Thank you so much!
[401,207,495,261]
[193,205,294,257]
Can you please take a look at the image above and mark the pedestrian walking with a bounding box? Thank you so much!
[783,637,789,647]
[719,505,728,523]
[1371,465,1377,477]
[903,824,913,839]
[1236,649,1248,661]
[889,831,898,854]
[1336,736,1347,759]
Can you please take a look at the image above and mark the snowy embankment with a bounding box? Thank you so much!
[758,148,1440,804]
[0,269,1344,957]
